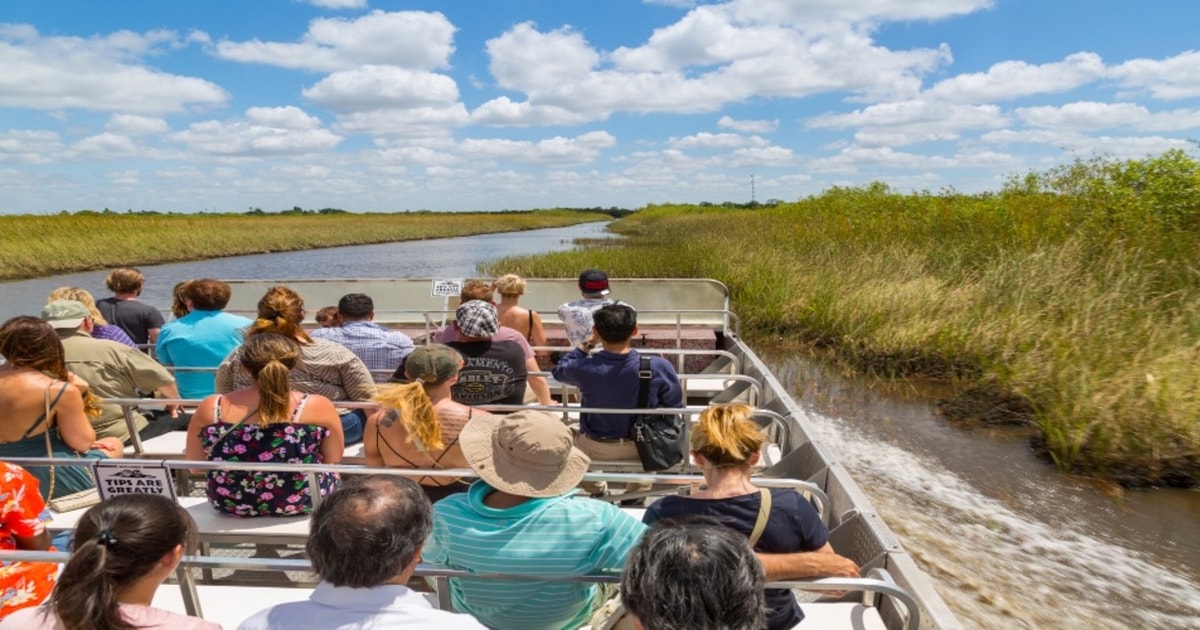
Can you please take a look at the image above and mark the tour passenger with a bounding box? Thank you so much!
[1,494,220,629]
[0,317,124,503]
[43,300,190,444]
[188,332,344,517]
[643,404,860,630]
[96,267,165,347]
[0,463,58,618]
[46,286,136,348]
[622,518,769,630]
[237,475,486,630]
[156,279,253,399]
[310,293,415,383]
[430,279,537,363]
[552,302,683,497]
[215,285,375,445]
[402,300,551,406]
[424,409,645,630]
[494,274,548,352]
[313,305,340,328]
[556,269,616,350]
[170,280,194,321]
[367,344,489,503]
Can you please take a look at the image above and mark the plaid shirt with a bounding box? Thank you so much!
[310,321,415,382]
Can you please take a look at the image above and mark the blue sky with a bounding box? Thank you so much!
[2,0,1198,213]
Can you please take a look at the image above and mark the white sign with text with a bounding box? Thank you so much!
[94,460,177,501]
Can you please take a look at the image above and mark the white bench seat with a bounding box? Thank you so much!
[51,496,312,544]
[799,601,889,630]
[128,431,368,463]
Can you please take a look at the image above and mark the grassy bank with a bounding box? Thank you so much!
[488,150,1200,486]
[0,210,609,281]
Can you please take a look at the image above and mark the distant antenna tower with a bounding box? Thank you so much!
[750,174,756,203]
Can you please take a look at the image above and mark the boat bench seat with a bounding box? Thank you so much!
[797,602,889,630]
[51,496,312,545]
[126,432,369,463]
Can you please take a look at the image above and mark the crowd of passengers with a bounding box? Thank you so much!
[0,267,861,629]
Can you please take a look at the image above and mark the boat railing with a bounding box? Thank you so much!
[0,550,920,630]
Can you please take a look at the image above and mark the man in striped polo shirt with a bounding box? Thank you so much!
[424,409,645,630]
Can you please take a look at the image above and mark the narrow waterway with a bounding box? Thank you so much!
[3,221,1197,628]
[761,349,1200,629]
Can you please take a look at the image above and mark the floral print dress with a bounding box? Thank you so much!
[0,463,57,616]
[199,394,338,517]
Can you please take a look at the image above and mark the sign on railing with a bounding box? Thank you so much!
[94,459,177,500]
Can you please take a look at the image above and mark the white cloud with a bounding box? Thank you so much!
[458,131,616,167]
[171,106,342,156]
[73,133,140,158]
[718,116,778,133]
[0,130,64,164]
[470,97,593,127]
[1016,102,1200,132]
[0,24,227,113]
[726,145,795,167]
[303,65,460,112]
[214,10,455,72]
[333,105,470,137]
[924,52,1105,103]
[302,0,367,8]
[105,114,170,136]
[1108,50,1200,100]
[668,132,770,150]
[809,100,1006,147]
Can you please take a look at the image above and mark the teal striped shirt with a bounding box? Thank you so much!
[425,481,646,630]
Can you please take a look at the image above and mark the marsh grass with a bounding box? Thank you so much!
[487,151,1200,485]
[0,210,608,281]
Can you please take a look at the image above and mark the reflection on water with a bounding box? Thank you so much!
[0,222,613,322]
[761,349,1200,629]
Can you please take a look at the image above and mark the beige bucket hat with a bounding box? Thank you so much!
[459,409,591,498]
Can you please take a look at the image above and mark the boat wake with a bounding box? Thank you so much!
[805,411,1200,629]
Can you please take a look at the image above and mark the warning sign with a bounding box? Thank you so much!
[94,460,177,501]
[431,278,464,297]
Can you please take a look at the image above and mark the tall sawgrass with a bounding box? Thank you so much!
[489,150,1200,485]
[0,210,608,280]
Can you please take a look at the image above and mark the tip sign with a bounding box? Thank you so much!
[431,278,464,297]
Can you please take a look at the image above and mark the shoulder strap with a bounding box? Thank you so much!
[24,382,69,439]
[289,393,310,422]
[637,355,651,409]
[747,488,772,548]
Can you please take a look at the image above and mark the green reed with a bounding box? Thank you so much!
[0,210,608,281]
[488,151,1200,485]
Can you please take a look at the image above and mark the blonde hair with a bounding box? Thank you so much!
[105,268,144,294]
[249,285,311,343]
[493,274,526,297]
[371,354,461,451]
[47,287,108,326]
[239,333,301,425]
[691,404,765,467]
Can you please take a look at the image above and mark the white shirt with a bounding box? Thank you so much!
[237,581,486,630]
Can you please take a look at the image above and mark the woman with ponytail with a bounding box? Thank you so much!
[0,317,124,503]
[187,333,343,517]
[214,285,375,445]
[2,493,219,629]
[365,344,490,502]
[643,404,858,630]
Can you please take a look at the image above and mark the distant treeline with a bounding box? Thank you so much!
[53,206,635,218]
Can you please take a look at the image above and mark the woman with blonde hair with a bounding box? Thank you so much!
[188,332,343,517]
[0,317,124,503]
[366,344,487,502]
[642,404,858,630]
[493,274,547,351]
[1,493,220,629]
[215,285,375,444]
[46,287,136,348]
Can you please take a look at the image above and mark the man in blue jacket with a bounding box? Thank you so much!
[552,303,683,497]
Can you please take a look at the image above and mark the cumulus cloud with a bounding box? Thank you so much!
[0,130,64,164]
[924,52,1106,103]
[809,100,1006,147]
[105,114,170,136]
[333,105,470,137]
[458,131,616,167]
[0,24,227,113]
[73,133,140,158]
[668,132,770,150]
[303,65,459,112]
[214,10,455,72]
[718,116,778,133]
[1108,50,1200,100]
[171,106,342,156]
[1016,102,1200,132]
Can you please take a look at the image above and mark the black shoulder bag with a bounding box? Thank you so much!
[631,356,686,471]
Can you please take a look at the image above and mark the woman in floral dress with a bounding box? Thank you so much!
[0,463,57,618]
[186,333,344,517]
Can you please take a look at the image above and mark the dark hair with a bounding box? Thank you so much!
[622,519,767,630]
[187,279,232,311]
[170,281,194,319]
[315,306,340,326]
[592,303,637,343]
[52,494,198,630]
[337,293,374,320]
[307,475,432,588]
[104,268,144,294]
[0,316,101,419]
[249,285,310,343]
[239,333,302,424]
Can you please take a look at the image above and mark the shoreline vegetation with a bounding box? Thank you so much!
[487,149,1200,488]
[0,209,614,281]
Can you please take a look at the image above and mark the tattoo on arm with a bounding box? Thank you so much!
[381,409,400,428]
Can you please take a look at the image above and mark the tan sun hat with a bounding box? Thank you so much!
[459,409,591,498]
